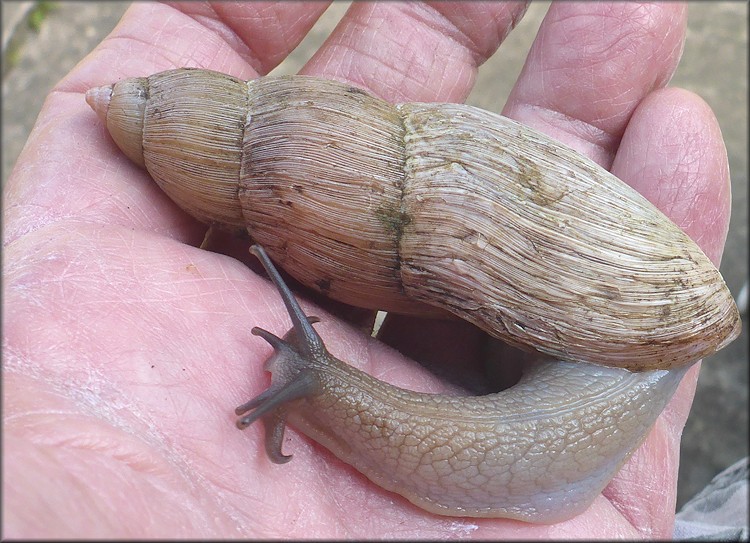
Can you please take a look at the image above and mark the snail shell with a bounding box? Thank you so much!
[86,68,740,371]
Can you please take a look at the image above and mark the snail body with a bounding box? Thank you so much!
[236,245,687,522]
[86,68,740,522]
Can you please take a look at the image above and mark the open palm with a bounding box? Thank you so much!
[3,2,732,538]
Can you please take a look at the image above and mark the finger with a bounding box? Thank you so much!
[62,2,332,90]
[301,1,530,102]
[601,88,731,536]
[611,87,730,428]
[165,1,333,75]
[504,2,687,167]
[613,89,731,265]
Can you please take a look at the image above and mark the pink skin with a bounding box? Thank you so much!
[2,1,731,539]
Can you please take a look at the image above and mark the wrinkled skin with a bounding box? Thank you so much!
[2,2,732,539]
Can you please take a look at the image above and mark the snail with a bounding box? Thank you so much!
[85,68,740,522]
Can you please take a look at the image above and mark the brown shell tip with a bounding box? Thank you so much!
[85,85,113,123]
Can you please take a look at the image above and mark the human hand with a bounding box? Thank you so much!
[3,2,731,538]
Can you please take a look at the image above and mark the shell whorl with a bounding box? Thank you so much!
[87,69,248,230]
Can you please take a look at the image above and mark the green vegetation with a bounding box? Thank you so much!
[27,1,56,32]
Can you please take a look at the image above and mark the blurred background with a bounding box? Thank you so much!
[3,1,747,510]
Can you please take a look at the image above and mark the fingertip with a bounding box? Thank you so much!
[612,87,730,265]
[300,2,529,103]
[504,3,688,167]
